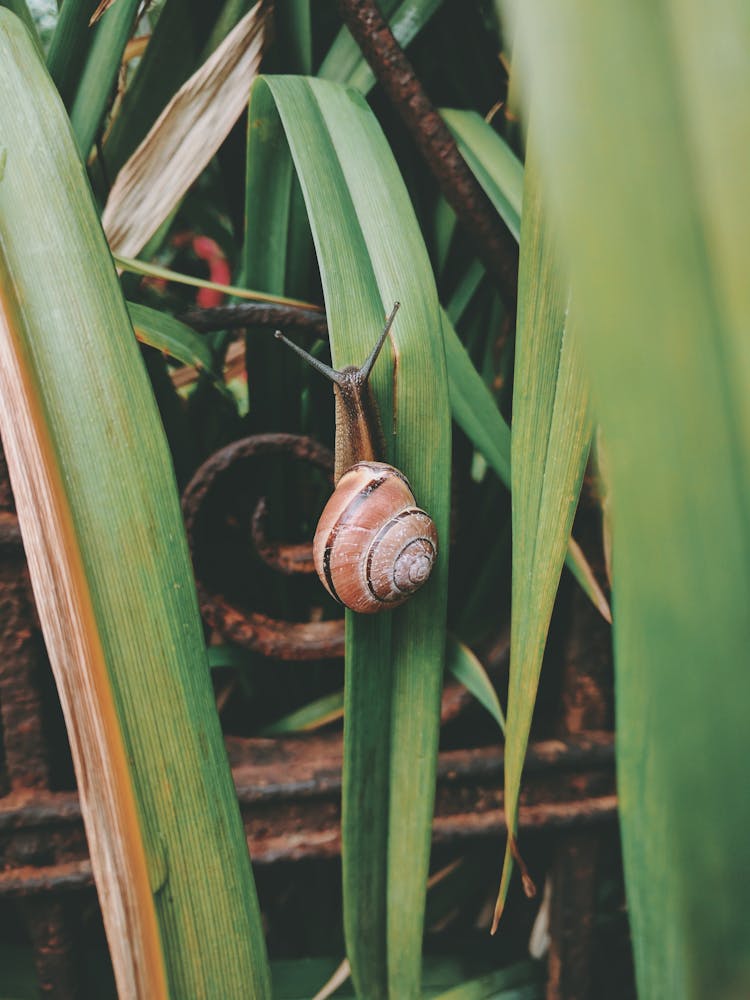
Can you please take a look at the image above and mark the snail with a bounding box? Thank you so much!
[274,302,438,614]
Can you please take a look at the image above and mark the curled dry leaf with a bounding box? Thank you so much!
[102,1,268,258]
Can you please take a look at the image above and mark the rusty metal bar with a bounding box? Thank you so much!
[547,557,615,1000]
[20,897,82,999]
[0,443,83,995]
[0,733,615,895]
[0,448,53,792]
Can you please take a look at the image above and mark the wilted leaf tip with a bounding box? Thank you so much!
[89,0,118,26]
[491,833,536,934]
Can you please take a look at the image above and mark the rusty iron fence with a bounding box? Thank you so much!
[0,443,622,999]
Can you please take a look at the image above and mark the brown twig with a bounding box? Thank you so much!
[180,302,328,335]
[336,0,519,307]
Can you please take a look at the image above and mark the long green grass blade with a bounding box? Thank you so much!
[116,254,318,309]
[433,959,543,1000]
[492,143,591,927]
[245,75,451,1000]
[318,0,396,84]
[256,635,503,739]
[127,301,221,378]
[442,309,608,620]
[46,0,97,106]
[446,635,505,733]
[201,0,256,61]
[260,690,345,735]
[441,109,523,242]
[274,0,312,75]
[243,61,311,439]
[443,309,511,484]
[0,13,270,996]
[439,115,608,626]
[507,4,750,996]
[69,0,139,158]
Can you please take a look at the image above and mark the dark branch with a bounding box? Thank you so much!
[336,0,519,308]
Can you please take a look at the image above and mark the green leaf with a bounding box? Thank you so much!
[207,644,256,672]
[443,309,511,484]
[245,76,451,1000]
[442,308,608,620]
[493,142,592,927]
[445,258,486,325]
[433,960,543,1000]
[274,0,313,75]
[441,109,523,242]
[116,254,317,309]
[0,13,270,996]
[46,0,97,107]
[127,301,220,378]
[508,4,750,996]
[446,634,505,733]
[68,0,140,158]
[259,690,344,735]
[199,0,254,59]
[0,0,41,53]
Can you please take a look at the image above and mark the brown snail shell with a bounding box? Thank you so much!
[276,303,439,614]
[313,461,438,614]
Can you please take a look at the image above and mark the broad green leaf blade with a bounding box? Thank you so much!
[245,76,451,1000]
[493,144,591,928]
[127,301,220,377]
[441,109,523,242]
[0,13,270,997]
[508,4,750,997]
[68,0,140,158]
[446,634,505,733]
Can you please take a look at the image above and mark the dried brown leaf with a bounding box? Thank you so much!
[89,0,118,26]
[102,1,267,258]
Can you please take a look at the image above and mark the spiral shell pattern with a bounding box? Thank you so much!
[313,461,438,614]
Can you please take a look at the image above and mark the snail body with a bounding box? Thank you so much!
[275,303,438,613]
